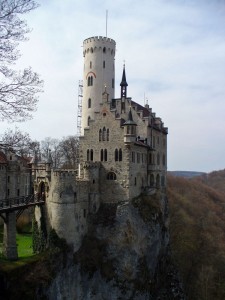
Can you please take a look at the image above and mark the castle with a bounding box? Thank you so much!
[33,36,168,251]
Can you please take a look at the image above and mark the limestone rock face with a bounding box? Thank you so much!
[43,193,185,300]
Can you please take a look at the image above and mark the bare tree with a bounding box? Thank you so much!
[0,0,43,122]
[59,136,79,169]
[1,126,39,156]
[40,137,61,168]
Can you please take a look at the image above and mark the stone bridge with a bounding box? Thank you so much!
[0,195,45,260]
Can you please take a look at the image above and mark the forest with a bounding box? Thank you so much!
[168,170,225,300]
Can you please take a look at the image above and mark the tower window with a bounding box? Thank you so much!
[103,61,105,68]
[103,47,106,53]
[99,129,102,141]
[90,61,92,68]
[88,116,91,126]
[88,98,91,108]
[88,76,93,86]
[87,149,89,161]
[90,149,93,161]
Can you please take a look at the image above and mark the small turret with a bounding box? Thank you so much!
[123,108,137,143]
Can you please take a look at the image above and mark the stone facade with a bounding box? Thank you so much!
[33,35,168,251]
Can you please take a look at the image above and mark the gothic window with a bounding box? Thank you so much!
[119,148,122,161]
[99,129,102,141]
[90,76,93,85]
[107,172,116,180]
[90,61,92,68]
[103,47,106,53]
[100,149,104,161]
[102,127,106,141]
[88,116,91,126]
[115,149,118,161]
[103,61,105,68]
[87,149,90,161]
[107,129,109,141]
[90,149,93,161]
[88,98,91,108]
[104,149,107,161]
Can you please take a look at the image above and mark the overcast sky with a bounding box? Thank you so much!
[1,0,225,173]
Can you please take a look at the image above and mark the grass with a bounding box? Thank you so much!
[0,223,34,259]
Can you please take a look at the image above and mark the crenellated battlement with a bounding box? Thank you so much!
[52,169,77,178]
[83,36,116,45]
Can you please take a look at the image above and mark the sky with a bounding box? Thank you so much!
[1,0,225,173]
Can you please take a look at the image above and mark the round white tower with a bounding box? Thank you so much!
[81,36,116,134]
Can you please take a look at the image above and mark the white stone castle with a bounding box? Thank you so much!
[33,36,168,251]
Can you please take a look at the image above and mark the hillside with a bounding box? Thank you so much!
[168,171,225,300]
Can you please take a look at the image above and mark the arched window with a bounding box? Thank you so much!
[88,116,91,126]
[87,149,90,161]
[90,149,93,161]
[104,149,107,161]
[88,98,91,108]
[115,149,118,161]
[100,149,104,161]
[99,129,102,141]
[88,77,90,86]
[102,127,106,141]
[90,76,93,86]
[119,149,122,161]
[107,172,116,180]
[107,129,109,141]
[103,47,106,53]
[90,61,92,68]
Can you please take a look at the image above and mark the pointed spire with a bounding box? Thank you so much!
[120,63,128,98]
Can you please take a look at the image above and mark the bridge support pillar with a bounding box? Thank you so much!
[3,212,18,261]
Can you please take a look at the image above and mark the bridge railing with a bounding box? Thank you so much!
[0,194,45,211]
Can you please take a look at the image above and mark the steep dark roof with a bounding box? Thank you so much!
[131,100,150,118]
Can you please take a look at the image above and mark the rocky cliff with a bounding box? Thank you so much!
[37,192,185,299]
